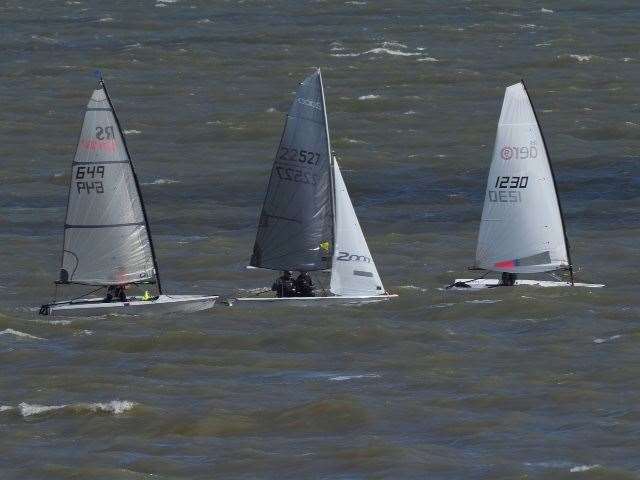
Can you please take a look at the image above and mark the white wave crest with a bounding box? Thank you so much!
[358,94,380,100]
[142,178,180,186]
[417,57,439,62]
[593,334,621,344]
[0,329,44,340]
[16,400,136,417]
[329,373,380,382]
[123,129,141,135]
[0,406,13,412]
[570,464,600,473]
[541,7,554,13]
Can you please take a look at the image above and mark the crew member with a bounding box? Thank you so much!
[500,272,517,287]
[106,285,127,302]
[295,271,314,297]
[272,271,296,298]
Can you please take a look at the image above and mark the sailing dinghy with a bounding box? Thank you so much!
[229,69,396,305]
[39,77,217,316]
[450,81,604,290]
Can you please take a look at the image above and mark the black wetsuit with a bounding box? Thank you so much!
[501,272,517,286]
[294,272,314,297]
[272,272,296,298]
[106,285,127,302]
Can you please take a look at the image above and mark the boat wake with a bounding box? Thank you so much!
[0,328,44,340]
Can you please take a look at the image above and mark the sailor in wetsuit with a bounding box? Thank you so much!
[294,271,314,297]
[500,272,517,286]
[272,271,296,298]
[105,285,127,302]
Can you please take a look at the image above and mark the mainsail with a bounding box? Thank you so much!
[475,81,570,274]
[250,69,334,271]
[59,81,159,287]
[329,160,385,296]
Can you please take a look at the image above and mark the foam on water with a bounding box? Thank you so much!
[593,334,621,344]
[11,400,136,417]
[142,178,180,185]
[328,373,381,382]
[123,129,141,135]
[570,465,600,472]
[358,94,380,100]
[0,329,44,340]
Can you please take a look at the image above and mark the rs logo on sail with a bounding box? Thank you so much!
[337,251,371,263]
[500,141,538,161]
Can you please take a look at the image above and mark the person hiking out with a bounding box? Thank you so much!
[500,272,517,287]
[294,271,314,297]
[272,271,296,297]
[106,285,127,302]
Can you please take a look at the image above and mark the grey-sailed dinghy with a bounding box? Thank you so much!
[450,81,603,290]
[39,76,217,316]
[229,69,396,305]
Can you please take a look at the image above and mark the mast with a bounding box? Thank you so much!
[520,79,574,285]
[317,68,336,259]
[99,74,163,294]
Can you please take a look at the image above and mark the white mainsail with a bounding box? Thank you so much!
[329,160,385,296]
[60,85,156,286]
[475,82,569,274]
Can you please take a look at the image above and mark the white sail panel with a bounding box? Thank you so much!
[330,160,385,296]
[60,87,155,285]
[475,82,569,274]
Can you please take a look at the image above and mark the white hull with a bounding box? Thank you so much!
[450,278,605,290]
[225,294,398,307]
[40,294,218,317]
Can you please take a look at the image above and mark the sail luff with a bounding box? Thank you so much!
[520,79,574,285]
[318,68,336,259]
[100,78,162,294]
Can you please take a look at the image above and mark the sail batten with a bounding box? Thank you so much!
[59,84,157,287]
[250,70,334,272]
[475,82,569,275]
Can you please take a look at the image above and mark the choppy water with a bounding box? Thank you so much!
[1,1,640,478]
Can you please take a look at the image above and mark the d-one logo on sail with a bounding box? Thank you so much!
[500,141,538,161]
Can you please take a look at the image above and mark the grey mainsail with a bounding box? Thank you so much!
[250,69,334,271]
[59,81,159,287]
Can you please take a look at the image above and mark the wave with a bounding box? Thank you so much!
[570,465,600,473]
[328,373,380,382]
[593,334,621,344]
[123,129,141,135]
[358,94,380,100]
[0,400,136,417]
[141,178,180,186]
[0,329,44,340]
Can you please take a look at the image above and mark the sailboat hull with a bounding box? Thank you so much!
[40,294,217,317]
[450,278,604,290]
[225,294,398,307]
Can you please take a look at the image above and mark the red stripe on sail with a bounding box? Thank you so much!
[80,139,117,152]
[495,259,516,268]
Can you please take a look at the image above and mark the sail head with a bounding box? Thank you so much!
[60,86,155,285]
[329,161,385,296]
[475,82,569,274]
[250,71,334,271]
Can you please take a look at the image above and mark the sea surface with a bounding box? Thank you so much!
[1,1,639,478]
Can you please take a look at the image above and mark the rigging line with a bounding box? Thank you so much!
[44,285,106,308]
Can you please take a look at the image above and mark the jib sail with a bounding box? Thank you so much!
[59,83,157,286]
[475,82,570,274]
[329,160,385,296]
[250,69,334,271]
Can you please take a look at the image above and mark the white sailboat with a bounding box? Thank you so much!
[451,81,603,290]
[39,76,218,316]
[230,69,396,305]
